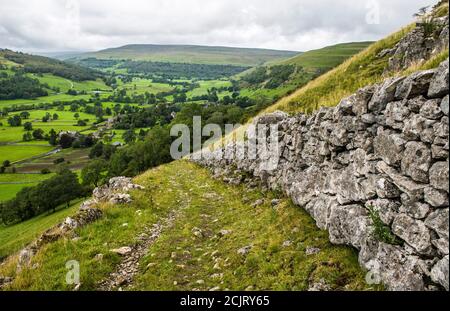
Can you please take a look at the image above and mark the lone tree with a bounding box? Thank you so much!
[24,122,33,131]
[7,115,22,127]
[20,111,30,119]
[81,159,108,188]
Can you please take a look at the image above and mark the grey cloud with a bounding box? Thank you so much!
[0,0,435,53]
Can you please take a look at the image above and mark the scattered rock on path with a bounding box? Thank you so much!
[111,247,133,256]
[237,245,253,256]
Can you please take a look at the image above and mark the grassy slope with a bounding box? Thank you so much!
[79,45,299,66]
[264,2,448,116]
[0,161,379,291]
[0,202,81,260]
[236,42,372,104]
[0,145,54,164]
[0,173,56,202]
[281,42,373,71]
[219,8,448,147]
[264,26,414,114]
[0,55,112,109]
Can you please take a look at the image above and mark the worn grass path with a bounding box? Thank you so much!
[0,161,380,291]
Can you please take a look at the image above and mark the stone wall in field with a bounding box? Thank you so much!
[191,59,449,291]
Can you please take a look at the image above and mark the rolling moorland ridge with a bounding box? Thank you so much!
[0,0,448,292]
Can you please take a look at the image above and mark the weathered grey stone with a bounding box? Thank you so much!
[332,166,373,204]
[111,247,132,256]
[424,187,449,208]
[374,131,406,166]
[433,117,449,138]
[432,144,448,160]
[360,242,425,291]
[401,141,431,183]
[191,58,450,291]
[350,86,376,116]
[407,95,427,113]
[361,113,376,124]
[400,202,430,220]
[305,195,337,230]
[440,95,449,115]
[329,124,349,147]
[402,114,427,140]
[385,101,410,129]
[328,204,370,248]
[425,209,449,240]
[420,99,444,120]
[428,59,449,98]
[392,214,431,254]
[369,77,406,112]
[432,238,449,256]
[237,245,253,256]
[395,70,436,99]
[376,178,401,199]
[377,161,426,201]
[430,256,449,291]
[429,162,449,192]
[290,166,324,206]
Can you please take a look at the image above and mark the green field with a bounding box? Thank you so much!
[0,145,55,164]
[27,73,111,93]
[186,80,232,98]
[15,147,91,174]
[0,108,95,143]
[0,173,55,183]
[0,173,56,202]
[76,44,299,66]
[118,78,174,95]
[0,94,94,109]
[0,201,80,259]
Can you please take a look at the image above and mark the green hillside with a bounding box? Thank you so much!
[0,161,379,291]
[280,42,373,72]
[76,44,299,66]
[235,42,371,110]
[0,49,99,82]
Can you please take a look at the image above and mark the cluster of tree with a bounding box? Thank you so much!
[59,133,97,149]
[75,57,122,69]
[120,61,250,79]
[0,169,86,225]
[113,103,177,129]
[1,98,91,115]
[2,49,99,81]
[241,64,297,89]
[106,125,173,177]
[0,73,48,100]
[22,128,48,142]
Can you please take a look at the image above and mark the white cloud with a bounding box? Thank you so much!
[0,0,434,52]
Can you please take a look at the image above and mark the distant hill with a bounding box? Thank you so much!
[236,41,372,104]
[279,42,373,72]
[72,44,300,66]
[0,49,99,81]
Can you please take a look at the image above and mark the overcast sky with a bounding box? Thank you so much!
[0,0,434,53]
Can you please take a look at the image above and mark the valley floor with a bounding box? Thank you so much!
[0,160,380,291]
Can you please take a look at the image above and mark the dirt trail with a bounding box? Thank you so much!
[97,212,178,291]
[98,176,190,291]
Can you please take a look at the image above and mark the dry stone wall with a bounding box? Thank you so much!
[191,59,449,291]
